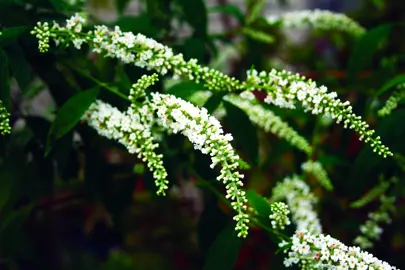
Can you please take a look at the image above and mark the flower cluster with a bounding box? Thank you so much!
[271,175,322,234]
[225,93,312,154]
[0,100,11,135]
[129,73,159,102]
[82,100,169,195]
[245,69,393,158]
[301,160,333,191]
[31,14,242,92]
[354,195,396,249]
[269,202,291,230]
[266,9,366,38]
[378,84,405,117]
[281,230,398,269]
[149,93,249,237]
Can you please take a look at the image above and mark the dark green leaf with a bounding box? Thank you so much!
[175,0,208,36]
[183,37,206,62]
[45,87,99,156]
[347,24,392,81]
[203,92,225,115]
[6,44,31,92]
[116,0,131,14]
[0,26,28,48]
[375,74,405,97]
[246,189,272,218]
[223,100,259,164]
[203,223,241,270]
[0,49,10,111]
[114,15,161,37]
[208,4,245,24]
[165,81,205,100]
[115,65,132,90]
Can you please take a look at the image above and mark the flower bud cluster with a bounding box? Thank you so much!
[267,9,366,38]
[245,69,393,158]
[301,160,333,191]
[129,73,159,102]
[225,93,312,154]
[82,100,169,195]
[271,175,322,234]
[149,93,249,237]
[378,84,405,117]
[269,202,291,230]
[0,100,11,135]
[281,230,398,269]
[354,195,396,249]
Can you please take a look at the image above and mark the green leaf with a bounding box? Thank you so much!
[242,27,275,44]
[208,4,245,24]
[246,189,272,218]
[175,0,208,36]
[165,81,204,100]
[347,24,392,81]
[223,100,259,164]
[0,49,10,111]
[45,87,99,156]
[203,223,241,270]
[116,0,131,14]
[114,15,161,37]
[0,26,28,48]
[350,181,390,208]
[203,92,226,115]
[375,74,405,97]
[246,0,266,24]
[6,44,31,92]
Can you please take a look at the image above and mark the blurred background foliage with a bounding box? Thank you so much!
[1,0,405,269]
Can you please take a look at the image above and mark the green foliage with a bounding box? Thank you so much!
[203,223,241,270]
[45,87,99,155]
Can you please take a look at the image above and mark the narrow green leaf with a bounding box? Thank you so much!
[175,0,208,36]
[45,87,99,156]
[0,26,28,48]
[203,92,226,115]
[347,24,392,81]
[208,4,245,24]
[223,100,259,164]
[242,27,275,44]
[246,0,266,24]
[246,190,272,218]
[6,44,31,92]
[203,223,241,270]
[0,49,10,111]
[350,181,390,208]
[375,74,405,97]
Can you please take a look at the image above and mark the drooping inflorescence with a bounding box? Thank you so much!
[269,201,291,230]
[378,84,405,117]
[271,175,322,234]
[354,195,396,249]
[82,100,169,195]
[0,100,11,135]
[31,14,392,158]
[149,93,249,237]
[301,160,333,191]
[280,230,398,269]
[225,93,312,154]
[266,9,366,38]
[244,69,393,157]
